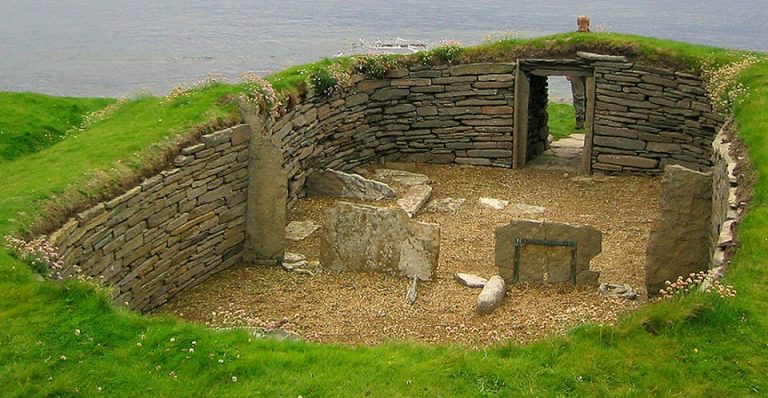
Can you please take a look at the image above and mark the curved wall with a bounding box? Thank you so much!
[49,56,722,312]
[51,126,250,311]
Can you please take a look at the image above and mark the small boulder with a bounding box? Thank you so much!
[475,275,506,315]
[454,273,487,288]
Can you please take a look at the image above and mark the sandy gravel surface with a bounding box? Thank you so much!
[157,164,661,347]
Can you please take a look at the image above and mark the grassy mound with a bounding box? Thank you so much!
[0,93,114,161]
[1,33,767,396]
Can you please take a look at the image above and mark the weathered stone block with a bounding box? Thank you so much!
[321,202,440,280]
[201,128,232,146]
[466,149,512,158]
[230,125,250,146]
[475,275,506,315]
[646,165,713,296]
[384,104,416,114]
[495,220,602,285]
[245,126,287,265]
[391,78,430,87]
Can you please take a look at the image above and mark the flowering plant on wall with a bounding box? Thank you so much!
[659,271,736,299]
[310,64,351,97]
[240,72,284,115]
[353,53,401,79]
[432,40,462,64]
[4,235,64,280]
[702,54,761,113]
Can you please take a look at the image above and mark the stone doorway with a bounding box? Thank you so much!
[512,60,596,174]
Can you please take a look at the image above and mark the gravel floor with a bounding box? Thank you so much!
[157,164,661,348]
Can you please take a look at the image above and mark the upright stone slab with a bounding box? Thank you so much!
[245,124,287,265]
[646,165,713,296]
[495,220,602,286]
[321,202,439,280]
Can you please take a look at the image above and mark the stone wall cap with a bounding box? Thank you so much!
[576,52,629,62]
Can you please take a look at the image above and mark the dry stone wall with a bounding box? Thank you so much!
[526,75,550,160]
[44,56,725,312]
[263,63,517,206]
[591,62,721,174]
[710,125,741,267]
[271,59,719,199]
[50,125,251,311]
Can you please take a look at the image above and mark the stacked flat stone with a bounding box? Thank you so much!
[526,76,551,160]
[590,58,721,174]
[709,125,741,267]
[49,125,251,311]
[261,63,517,208]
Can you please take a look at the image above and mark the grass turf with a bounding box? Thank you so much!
[547,102,582,140]
[0,93,115,162]
[1,33,767,396]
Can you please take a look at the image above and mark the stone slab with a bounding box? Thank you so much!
[397,185,433,217]
[321,202,440,280]
[495,220,602,285]
[245,125,287,264]
[306,169,396,200]
[455,273,487,288]
[479,197,509,210]
[374,169,432,186]
[425,197,466,213]
[646,165,712,296]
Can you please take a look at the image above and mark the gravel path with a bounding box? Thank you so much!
[157,164,661,347]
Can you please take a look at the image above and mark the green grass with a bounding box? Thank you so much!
[1,34,768,396]
[0,93,115,161]
[547,102,582,140]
